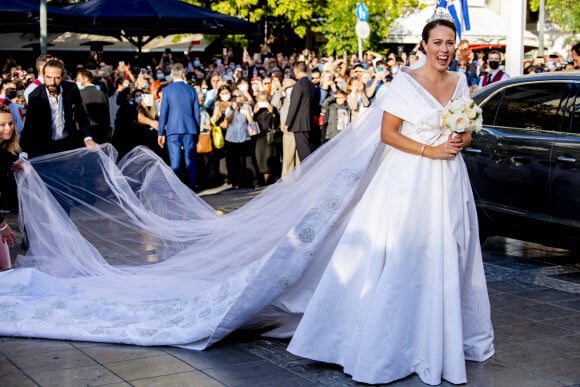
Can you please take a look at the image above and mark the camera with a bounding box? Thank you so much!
[557,59,573,69]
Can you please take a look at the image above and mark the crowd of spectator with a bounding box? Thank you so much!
[0,40,579,205]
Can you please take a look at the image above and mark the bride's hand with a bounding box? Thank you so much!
[426,140,461,159]
[449,132,471,151]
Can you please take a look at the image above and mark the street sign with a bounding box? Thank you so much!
[355,2,369,22]
[355,20,370,39]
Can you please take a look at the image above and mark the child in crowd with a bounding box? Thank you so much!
[321,89,351,142]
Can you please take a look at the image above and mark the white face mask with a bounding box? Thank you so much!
[285,87,293,96]
[76,82,85,90]
[239,84,249,92]
[220,94,231,102]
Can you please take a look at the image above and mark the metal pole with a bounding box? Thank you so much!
[358,36,363,63]
[40,0,47,54]
[538,0,545,57]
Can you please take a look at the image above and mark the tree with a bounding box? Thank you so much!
[315,0,419,55]
[529,0,580,35]
[187,0,419,55]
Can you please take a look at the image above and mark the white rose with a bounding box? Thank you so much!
[448,98,465,114]
[450,112,469,133]
[473,117,483,132]
[464,106,477,119]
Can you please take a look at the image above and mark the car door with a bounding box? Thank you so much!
[549,80,580,227]
[465,81,555,225]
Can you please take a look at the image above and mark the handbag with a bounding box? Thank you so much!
[210,118,225,149]
[196,131,212,154]
[246,121,261,136]
[266,128,282,144]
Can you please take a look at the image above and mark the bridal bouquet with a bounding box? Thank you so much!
[440,96,483,135]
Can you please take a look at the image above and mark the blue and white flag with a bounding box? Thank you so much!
[438,0,471,38]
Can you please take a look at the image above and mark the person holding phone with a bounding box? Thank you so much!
[223,90,253,188]
[366,60,389,101]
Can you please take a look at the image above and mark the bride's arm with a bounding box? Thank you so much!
[380,111,461,160]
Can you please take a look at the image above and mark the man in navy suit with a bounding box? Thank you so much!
[157,63,201,190]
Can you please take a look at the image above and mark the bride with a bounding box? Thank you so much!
[0,10,493,386]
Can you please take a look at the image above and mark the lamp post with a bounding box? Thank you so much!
[538,0,545,57]
[40,0,47,54]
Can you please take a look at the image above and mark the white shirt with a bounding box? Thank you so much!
[46,87,66,140]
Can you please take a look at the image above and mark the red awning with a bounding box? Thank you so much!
[469,44,506,51]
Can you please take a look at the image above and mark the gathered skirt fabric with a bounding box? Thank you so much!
[288,147,494,385]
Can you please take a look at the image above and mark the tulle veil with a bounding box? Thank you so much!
[1,94,391,348]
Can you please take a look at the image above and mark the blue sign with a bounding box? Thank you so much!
[355,3,369,22]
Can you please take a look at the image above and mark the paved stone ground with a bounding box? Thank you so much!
[1,186,580,386]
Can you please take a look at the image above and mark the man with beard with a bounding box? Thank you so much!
[20,57,97,158]
[479,50,509,88]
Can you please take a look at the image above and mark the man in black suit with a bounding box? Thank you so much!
[76,69,110,144]
[20,57,97,159]
[283,61,317,163]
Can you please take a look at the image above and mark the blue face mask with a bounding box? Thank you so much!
[156,73,164,80]
[141,82,149,89]
[193,60,201,67]
[135,96,143,104]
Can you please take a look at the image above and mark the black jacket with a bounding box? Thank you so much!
[285,76,317,133]
[20,81,91,158]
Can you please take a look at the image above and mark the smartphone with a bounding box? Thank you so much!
[223,48,227,56]
[140,68,147,74]
[165,48,171,54]
[119,61,125,67]
[142,93,154,107]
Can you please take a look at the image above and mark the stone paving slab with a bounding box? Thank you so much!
[1,187,580,386]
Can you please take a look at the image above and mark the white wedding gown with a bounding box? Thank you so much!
[0,68,493,385]
[287,70,494,385]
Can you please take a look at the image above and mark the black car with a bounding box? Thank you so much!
[464,71,580,247]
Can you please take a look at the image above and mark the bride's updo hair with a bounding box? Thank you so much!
[418,18,457,54]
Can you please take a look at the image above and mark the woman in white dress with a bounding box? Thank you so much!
[287,16,494,385]
[0,10,493,387]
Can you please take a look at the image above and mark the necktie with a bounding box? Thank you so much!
[487,73,493,84]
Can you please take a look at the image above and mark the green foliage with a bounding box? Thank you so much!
[315,0,419,55]
[530,0,580,34]
[267,0,326,38]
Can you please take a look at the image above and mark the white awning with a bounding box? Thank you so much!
[386,5,538,48]
[0,32,213,52]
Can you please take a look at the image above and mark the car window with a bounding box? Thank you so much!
[490,82,579,133]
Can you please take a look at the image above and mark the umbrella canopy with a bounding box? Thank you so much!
[63,0,259,51]
[0,0,85,33]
